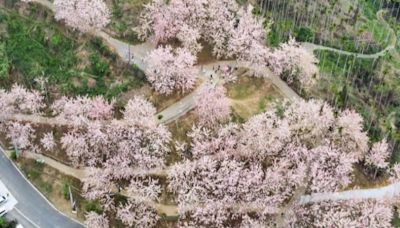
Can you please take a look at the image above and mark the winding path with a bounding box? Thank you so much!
[301,10,397,59]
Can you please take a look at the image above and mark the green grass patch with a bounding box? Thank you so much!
[360,0,381,20]
[83,200,103,214]
[0,6,145,98]
[393,211,400,228]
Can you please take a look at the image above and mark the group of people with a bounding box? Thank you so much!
[210,64,239,83]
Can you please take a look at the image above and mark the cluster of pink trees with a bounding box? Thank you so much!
[0,85,44,154]
[60,96,169,167]
[167,99,395,226]
[51,95,114,124]
[59,96,169,227]
[138,0,318,90]
[0,83,398,226]
[137,0,240,57]
[137,0,267,60]
[145,46,198,94]
[53,0,110,32]
[0,84,44,115]
[21,0,110,32]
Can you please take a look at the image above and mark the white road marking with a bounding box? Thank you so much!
[14,208,41,228]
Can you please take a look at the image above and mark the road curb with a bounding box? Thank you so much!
[0,146,85,227]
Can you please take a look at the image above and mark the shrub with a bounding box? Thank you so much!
[9,150,17,161]
[61,182,70,200]
[84,200,103,214]
[295,27,314,42]
[0,43,9,80]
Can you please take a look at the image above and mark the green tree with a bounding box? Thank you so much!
[0,43,9,80]
[0,217,17,228]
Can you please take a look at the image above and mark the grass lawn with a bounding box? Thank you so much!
[226,75,283,121]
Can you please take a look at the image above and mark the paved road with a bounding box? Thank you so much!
[0,146,83,228]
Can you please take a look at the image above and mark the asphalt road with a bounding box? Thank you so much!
[0,146,83,228]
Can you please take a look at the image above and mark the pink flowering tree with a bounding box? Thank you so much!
[365,139,390,179]
[145,46,198,95]
[54,0,110,32]
[194,85,231,126]
[228,6,269,63]
[5,122,35,153]
[204,0,238,58]
[136,0,183,44]
[116,199,159,227]
[268,38,318,90]
[40,132,56,152]
[85,211,109,228]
